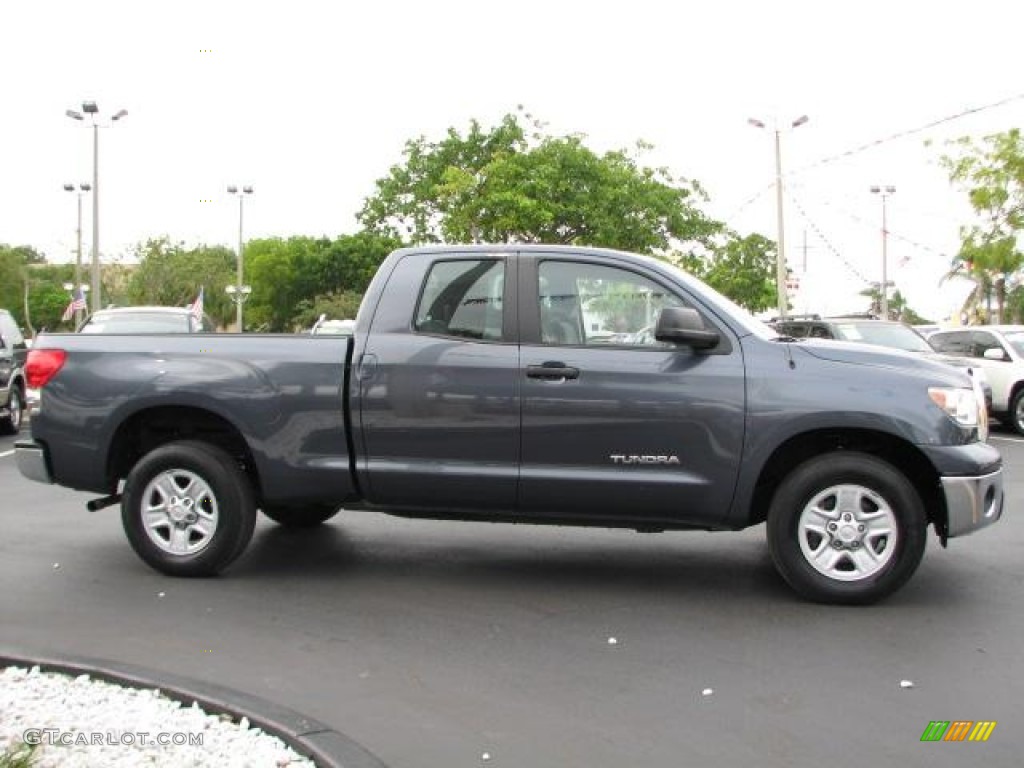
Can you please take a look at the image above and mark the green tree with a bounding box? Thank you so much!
[938,128,1024,323]
[293,291,365,330]
[244,233,399,331]
[0,245,47,327]
[857,286,930,323]
[697,233,777,313]
[125,238,236,327]
[24,264,77,333]
[359,110,721,253]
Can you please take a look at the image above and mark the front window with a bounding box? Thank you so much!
[1000,331,1024,358]
[538,261,684,347]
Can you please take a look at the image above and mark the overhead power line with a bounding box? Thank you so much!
[721,183,773,226]
[786,192,872,285]
[792,92,1024,177]
[806,195,960,268]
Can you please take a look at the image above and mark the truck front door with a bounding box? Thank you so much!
[517,255,745,525]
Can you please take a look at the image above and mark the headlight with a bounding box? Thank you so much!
[929,386,987,439]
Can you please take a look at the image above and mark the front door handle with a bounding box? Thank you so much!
[526,362,580,381]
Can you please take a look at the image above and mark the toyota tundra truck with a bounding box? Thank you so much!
[15,245,1004,603]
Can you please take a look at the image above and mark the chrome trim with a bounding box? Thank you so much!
[941,469,1003,538]
[15,441,52,485]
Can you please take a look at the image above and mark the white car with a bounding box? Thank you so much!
[929,325,1024,434]
[310,316,355,335]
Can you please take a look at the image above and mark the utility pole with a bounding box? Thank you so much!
[870,185,896,319]
[749,115,809,319]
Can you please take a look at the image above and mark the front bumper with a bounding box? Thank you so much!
[15,440,52,485]
[941,468,1003,537]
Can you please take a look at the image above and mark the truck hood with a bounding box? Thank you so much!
[794,339,968,380]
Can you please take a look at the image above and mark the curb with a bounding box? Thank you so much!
[0,648,387,768]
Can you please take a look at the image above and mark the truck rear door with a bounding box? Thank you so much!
[355,251,520,511]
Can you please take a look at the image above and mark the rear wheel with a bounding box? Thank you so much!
[121,441,257,576]
[261,505,339,528]
[1008,389,1024,435]
[0,386,23,435]
[767,452,927,604]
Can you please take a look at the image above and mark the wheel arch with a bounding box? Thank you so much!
[747,428,945,535]
[106,405,263,504]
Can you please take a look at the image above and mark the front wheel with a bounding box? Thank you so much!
[261,504,339,528]
[766,453,927,604]
[122,440,257,577]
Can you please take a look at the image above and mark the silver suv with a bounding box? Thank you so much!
[929,325,1024,434]
[0,308,27,434]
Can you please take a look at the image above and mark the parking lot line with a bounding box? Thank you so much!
[0,450,14,458]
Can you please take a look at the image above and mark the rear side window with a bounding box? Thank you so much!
[414,259,505,341]
[930,331,973,357]
[774,322,810,338]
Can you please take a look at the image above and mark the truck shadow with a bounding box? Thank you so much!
[232,519,804,604]
[228,515,962,608]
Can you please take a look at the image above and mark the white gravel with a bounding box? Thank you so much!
[0,665,317,767]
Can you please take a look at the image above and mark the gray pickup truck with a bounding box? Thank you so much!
[16,245,1003,603]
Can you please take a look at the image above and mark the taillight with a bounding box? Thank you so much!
[26,349,67,388]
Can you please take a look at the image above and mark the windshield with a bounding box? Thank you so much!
[80,312,191,333]
[831,321,933,352]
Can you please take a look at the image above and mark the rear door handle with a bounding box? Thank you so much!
[526,362,580,381]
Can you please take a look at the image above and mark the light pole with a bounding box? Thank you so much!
[226,185,254,331]
[63,182,92,324]
[748,114,809,319]
[870,185,896,319]
[66,101,127,312]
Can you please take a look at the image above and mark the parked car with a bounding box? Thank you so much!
[17,245,1001,604]
[769,315,992,411]
[929,325,1024,433]
[0,308,28,434]
[310,316,355,335]
[78,306,214,334]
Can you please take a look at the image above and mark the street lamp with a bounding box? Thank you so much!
[225,185,254,331]
[63,182,91,324]
[224,285,253,330]
[66,101,127,312]
[748,114,809,319]
[870,185,896,319]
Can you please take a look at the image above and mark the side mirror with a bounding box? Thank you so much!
[654,307,720,350]
[983,347,1008,361]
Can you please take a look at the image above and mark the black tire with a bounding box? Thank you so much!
[261,504,339,528]
[0,386,23,435]
[1009,388,1024,436]
[121,440,257,577]
[766,452,927,605]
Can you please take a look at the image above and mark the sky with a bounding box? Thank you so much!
[2,0,1023,322]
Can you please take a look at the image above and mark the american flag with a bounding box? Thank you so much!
[188,286,204,321]
[61,288,87,323]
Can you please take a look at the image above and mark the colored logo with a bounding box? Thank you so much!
[920,721,997,742]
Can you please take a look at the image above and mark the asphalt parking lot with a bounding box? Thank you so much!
[2,430,1022,767]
